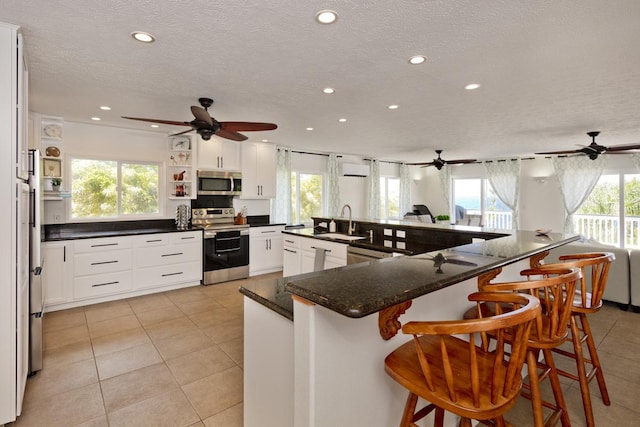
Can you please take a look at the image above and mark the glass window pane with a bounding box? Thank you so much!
[291,172,298,224]
[624,174,640,248]
[387,178,400,219]
[298,173,322,223]
[379,177,387,217]
[454,179,481,221]
[576,174,619,246]
[121,163,159,215]
[71,159,118,218]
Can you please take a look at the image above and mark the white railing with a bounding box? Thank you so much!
[484,211,513,229]
[573,214,640,248]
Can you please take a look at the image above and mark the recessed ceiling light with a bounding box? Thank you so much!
[131,31,155,43]
[388,104,399,110]
[408,55,426,65]
[306,127,314,131]
[465,83,481,90]
[315,10,338,24]
[261,139,269,142]
[99,105,111,111]
[91,117,101,121]
[338,118,347,122]
[150,124,159,128]
[322,87,335,94]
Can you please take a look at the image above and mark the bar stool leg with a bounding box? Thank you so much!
[526,349,546,427]
[400,392,418,427]
[544,348,571,427]
[569,315,596,427]
[579,313,610,405]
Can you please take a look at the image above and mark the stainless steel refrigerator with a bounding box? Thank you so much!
[27,149,44,375]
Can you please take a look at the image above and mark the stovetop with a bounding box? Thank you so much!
[191,207,249,231]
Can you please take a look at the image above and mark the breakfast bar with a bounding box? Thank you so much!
[240,229,579,427]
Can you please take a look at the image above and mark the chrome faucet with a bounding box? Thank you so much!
[340,204,356,235]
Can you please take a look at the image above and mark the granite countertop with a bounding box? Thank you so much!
[240,230,579,320]
[44,219,202,241]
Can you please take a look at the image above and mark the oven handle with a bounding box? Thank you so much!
[204,228,249,239]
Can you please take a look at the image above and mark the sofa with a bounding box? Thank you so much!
[544,240,637,310]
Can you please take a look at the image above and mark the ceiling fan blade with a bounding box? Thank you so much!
[121,116,191,126]
[170,129,194,137]
[604,143,640,152]
[446,159,477,165]
[407,162,436,167]
[220,121,278,132]
[215,129,248,141]
[190,106,213,126]
[535,149,581,155]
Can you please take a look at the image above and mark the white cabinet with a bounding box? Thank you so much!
[197,137,240,171]
[282,234,347,276]
[42,243,71,306]
[250,225,285,276]
[241,142,277,199]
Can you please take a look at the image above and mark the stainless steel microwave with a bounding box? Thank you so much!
[197,170,242,196]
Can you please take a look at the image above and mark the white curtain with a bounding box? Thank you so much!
[484,158,521,229]
[367,159,381,219]
[399,163,412,217]
[553,155,606,233]
[438,165,451,218]
[632,153,640,171]
[326,153,340,217]
[273,147,292,224]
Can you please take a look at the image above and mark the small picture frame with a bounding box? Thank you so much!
[43,158,62,177]
[171,136,190,150]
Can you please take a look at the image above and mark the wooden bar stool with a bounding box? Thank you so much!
[478,267,582,427]
[384,292,541,427]
[539,253,615,427]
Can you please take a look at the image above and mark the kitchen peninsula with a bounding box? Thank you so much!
[240,227,579,427]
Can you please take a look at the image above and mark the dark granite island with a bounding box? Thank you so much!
[241,230,579,427]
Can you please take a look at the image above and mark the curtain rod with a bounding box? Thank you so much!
[277,148,342,158]
[363,158,405,165]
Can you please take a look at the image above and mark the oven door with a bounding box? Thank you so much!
[202,229,249,284]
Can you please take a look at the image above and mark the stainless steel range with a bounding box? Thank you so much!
[192,207,249,285]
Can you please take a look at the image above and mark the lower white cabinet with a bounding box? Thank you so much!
[43,230,203,311]
[250,225,285,276]
[282,234,347,276]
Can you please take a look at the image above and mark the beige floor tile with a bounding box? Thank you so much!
[127,292,176,314]
[201,317,243,344]
[182,366,243,419]
[563,383,640,427]
[165,287,211,304]
[107,388,199,427]
[202,403,243,427]
[214,293,244,309]
[154,329,216,361]
[219,337,243,366]
[43,324,90,350]
[188,307,240,329]
[95,342,162,380]
[134,303,187,326]
[143,316,200,341]
[24,358,98,403]
[91,325,151,357]
[175,297,225,316]
[84,301,134,324]
[43,308,87,332]
[43,339,94,368]
[15,382,104,427]
[87,313,141,339]
[100,363,179,412]
[166,345,236,386]
[74,415,109,427]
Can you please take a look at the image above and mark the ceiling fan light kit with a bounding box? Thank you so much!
[122,97,277,142]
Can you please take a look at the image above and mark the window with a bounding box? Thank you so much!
[70,158,160,219]
[575,173,640,248]
[291,172,323,224]
[453,178,512,229]
[380,177,400,219]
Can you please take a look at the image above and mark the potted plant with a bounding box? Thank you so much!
[435,214,450,224]
[51,177,62,191]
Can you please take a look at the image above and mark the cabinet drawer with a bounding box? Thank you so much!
[250,225,285,237]
[74,250,132,276]
[73,271,132,300]
[134,261,202,289]
[299,237,347,259]
[133,234,170,247]
[74,236,133,253]
[283,235,300,249]
[170,231,202,245]
[135,243,201,268]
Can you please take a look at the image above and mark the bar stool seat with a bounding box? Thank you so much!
[384,292,541,427]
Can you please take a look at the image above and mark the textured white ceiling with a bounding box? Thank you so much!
[3,0,640,162]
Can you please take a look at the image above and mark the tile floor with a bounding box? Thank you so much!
[9,272,640,427]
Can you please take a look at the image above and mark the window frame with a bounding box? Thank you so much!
[451,177,513,229]
[67,155,164,222]
[380,175,401,220]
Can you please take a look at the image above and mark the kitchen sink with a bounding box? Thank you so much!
[317,233,366,241]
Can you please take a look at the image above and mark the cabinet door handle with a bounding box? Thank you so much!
[146,239,162,243]
[284,248,297,254]
[265,240,269,250]
[285,239,295,244]
[268,239,271,250]
[92,281,119,288]
[91,243,118,248]
[181,236,195,240]
[162,272,183,277]
[261,230,276,234]
[162,252,183,257]
[63,246,66,262]
[91,260,118,265]
[310,246,331,253]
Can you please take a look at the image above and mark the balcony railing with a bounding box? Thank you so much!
[573,214,640,248]
[465,210,513,229]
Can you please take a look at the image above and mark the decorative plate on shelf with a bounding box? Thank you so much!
[43,123,63,139]
[45,146,61,157]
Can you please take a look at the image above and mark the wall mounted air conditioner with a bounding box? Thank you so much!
[340,163,370,177]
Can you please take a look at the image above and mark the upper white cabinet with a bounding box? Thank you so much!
[197,136,241,171]
[241,142,277,199]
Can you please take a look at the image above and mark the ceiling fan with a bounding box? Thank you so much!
[408,150,477,170]
[535,131,640,160]
[122,97,277,141]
